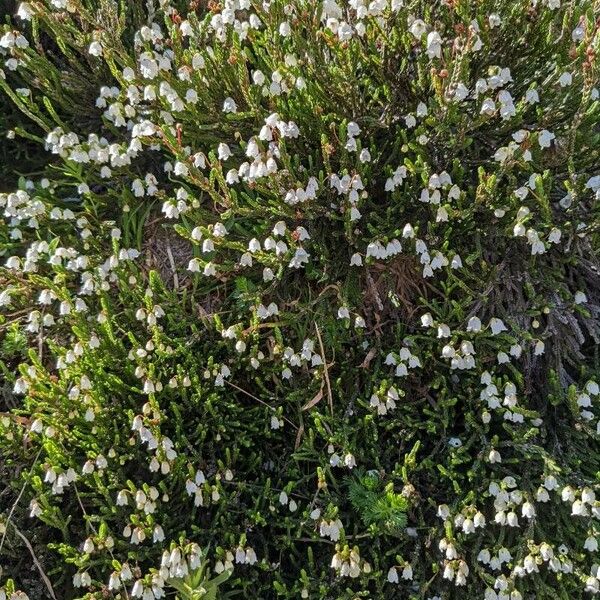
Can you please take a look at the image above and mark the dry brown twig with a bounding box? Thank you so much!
[10,524,57,600]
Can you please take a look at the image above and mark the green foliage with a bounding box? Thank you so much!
[347,471,408,533]
[168,561,232,600]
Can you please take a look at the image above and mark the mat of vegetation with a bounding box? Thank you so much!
[1,1,599,599]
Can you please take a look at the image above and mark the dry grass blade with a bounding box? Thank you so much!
[302,388,323,411]
[224,379,298,430]
[314,322,334,418]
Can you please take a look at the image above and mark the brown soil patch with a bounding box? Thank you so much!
[142,219,195,291]
[361,255,428,334]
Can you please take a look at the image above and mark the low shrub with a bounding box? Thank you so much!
[0,1,599,598]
